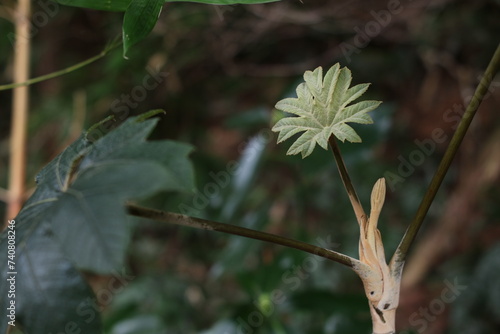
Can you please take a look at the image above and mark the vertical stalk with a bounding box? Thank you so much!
[8,0,31,219]
[392,43,500,264]
[328,136,366,225]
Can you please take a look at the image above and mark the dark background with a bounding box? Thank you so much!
[1,0,500,333]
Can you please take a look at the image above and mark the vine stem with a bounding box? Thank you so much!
[7,0,31,220]
[392,43,500,264]
[0,38,121,91]
[126,204,358,268]
[328,137,366,226]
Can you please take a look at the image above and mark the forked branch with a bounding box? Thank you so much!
[392,43,500,265]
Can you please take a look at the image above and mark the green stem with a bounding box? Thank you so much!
[393,43,500,263]
[328,136,366,225]
[135,109,166,122]
[126,204,357,268]
[0,38,122,91]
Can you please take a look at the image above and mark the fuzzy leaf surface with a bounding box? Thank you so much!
[272,63,381,158]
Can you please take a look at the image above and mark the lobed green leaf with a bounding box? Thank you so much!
[0,112,195,331]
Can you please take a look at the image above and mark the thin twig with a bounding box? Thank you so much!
[8,0,31,220]
[126,204,358,268]
[392,43,500,264]
[328,136,366,226]
[0,38,122,91]
[402,130,500,288]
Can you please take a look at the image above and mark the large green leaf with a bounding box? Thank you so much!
[272,63,382,158]
[52,116,193,273]
[49,160,171,271]
[8,115,193,273]
[0,113,194,332]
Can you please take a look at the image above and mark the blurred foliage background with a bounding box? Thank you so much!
[1,0,500,333]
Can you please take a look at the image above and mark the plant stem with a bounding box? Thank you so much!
[126,204,357,268]
[393,43,500,263]
[8,0,31,220]
[0,38,121,91]
[328,136,366,225]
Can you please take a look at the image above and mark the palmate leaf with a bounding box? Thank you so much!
[0,113,194,332]
[2,113,194,274]
[272,63,382,158]
[36,115,194,273]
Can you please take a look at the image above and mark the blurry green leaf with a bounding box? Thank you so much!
[6,115,193,275]
[50,160,171,272]
[208,133,268,277]
[219,133,267,221]
[0,213,102,332]
[83,117,195,194]
[272,63,381,158]
[56,117,193,273]
[0,112,195,332]
[110,314,166,334]
[123,0,164,58]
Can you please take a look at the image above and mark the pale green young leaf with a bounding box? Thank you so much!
[272,63,382,158]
